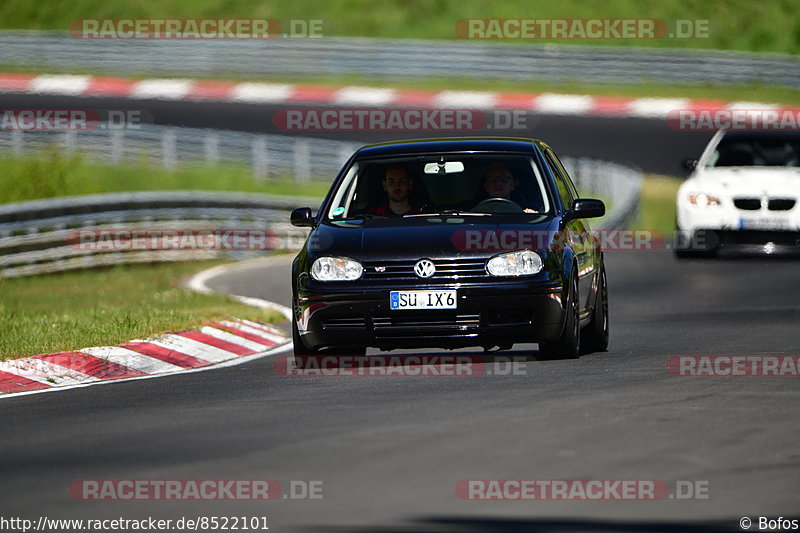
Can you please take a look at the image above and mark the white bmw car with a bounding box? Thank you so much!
[676,130,800,256]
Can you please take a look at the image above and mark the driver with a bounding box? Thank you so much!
[368,166,422,217]
[479,162,538,213]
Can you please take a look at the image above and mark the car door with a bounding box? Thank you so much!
[543,149,596,317]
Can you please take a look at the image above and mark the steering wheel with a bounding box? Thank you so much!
[471,197,524,214]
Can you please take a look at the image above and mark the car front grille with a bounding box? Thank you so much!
[373,314,481,330]
[734,198,761,210]
[768,198,796,211]
[322,317,367,330]
[733,198,797,211]
[362,258,487,282]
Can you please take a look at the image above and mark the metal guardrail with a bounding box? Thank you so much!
[0,124,642,214]
[1,31,798,87]
[0,154,641,278]
[0,126,358,182]
[0,191,310,278]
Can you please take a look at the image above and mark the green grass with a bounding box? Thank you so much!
[0,261,285,359]
[631,174,681,233]
[0,150,329,205]
[1,0,799,54]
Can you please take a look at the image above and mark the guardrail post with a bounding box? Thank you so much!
[293,139,311,182]
[162,128,177,170]
[252,136,269,181]
[339,144,354,167]
[204,130,219,164]
[63,130,76,156]
[111,129,124,164]
[11,130,23,155]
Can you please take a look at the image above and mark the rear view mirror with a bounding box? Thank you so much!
[291,207,314,227]
[424,161,465,174]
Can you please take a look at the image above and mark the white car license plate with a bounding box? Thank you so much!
[390,290,457,310]
[739,216,792,231]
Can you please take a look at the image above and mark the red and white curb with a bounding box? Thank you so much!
[0,73,795,119]
[0,318,290,397]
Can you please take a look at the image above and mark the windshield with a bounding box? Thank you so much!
[324,154,552,220]
[707,133,800,168]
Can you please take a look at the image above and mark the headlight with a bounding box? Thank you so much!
[311,257,363,281]
[486,250,543,276]
[688,193,722,207]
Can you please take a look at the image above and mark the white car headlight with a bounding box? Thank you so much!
[688,193,722,207]
[486,250,543,277]
[311,257,363,281]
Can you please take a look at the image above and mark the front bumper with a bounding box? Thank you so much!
[295,280,565,351]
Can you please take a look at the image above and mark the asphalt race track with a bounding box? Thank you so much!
[1,91,798,532]
[2,251,799,532]
[0,93,714,176]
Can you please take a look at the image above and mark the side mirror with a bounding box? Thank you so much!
[566,198,605,220]
[682,158,699,171]
[290,207,315,227]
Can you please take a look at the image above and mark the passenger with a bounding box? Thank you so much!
[368,166,422,216]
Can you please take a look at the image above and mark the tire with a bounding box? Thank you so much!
[580,265,609,354]
[292,319,366,370]
[538,270,580,360]
[292,318,316,369]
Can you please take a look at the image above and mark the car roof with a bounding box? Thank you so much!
[354,137,547,158]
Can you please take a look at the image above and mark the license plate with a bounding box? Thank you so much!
[390,290,457,310]
[739,217,792,231]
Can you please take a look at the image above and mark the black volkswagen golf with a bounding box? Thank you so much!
[290,138,609,360]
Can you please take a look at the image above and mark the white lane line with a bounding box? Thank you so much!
[221,320,284,344]
[334,86,397,106]
[236,318,287,336]
[0,358,98,386]
[627,97,690,118]
[533,93,595,114]
[726,101,780,110]
[199,326,270,352]
[79,346,184,374]
[231,83,294,103]
[182,258,293,321]
[434,90,497,109]
[30,75,91,95]
[130,79,193,100]
[147,334,239,363]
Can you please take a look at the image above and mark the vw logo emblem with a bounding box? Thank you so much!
[414,259,436,278]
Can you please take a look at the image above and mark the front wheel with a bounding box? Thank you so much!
[538,270,580,360]
[292,319,367,369]
[580,265,609,353]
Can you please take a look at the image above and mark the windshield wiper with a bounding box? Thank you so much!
[338,213,388,220]
[404,210,490,217]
